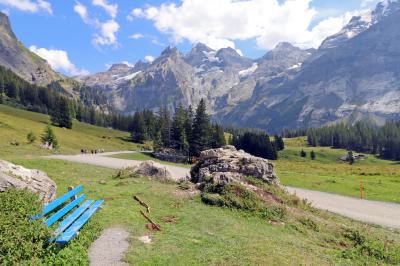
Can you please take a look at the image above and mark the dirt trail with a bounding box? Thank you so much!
[47,152,189,181]
[88,227,129,266]
[286,187,400,229]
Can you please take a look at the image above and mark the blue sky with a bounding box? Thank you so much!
[0,0,382,75]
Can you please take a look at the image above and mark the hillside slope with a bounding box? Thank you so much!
[0,12,63,86]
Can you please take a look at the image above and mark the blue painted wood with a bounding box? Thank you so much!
[45,194,85,227]
[55,200,104,244]
[40,186,83,218]
[52,200,93,240]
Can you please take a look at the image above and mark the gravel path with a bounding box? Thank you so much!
[48,152,400,228]
[47,152,190,181]
[88,227,129,266]
[286,187,400,228]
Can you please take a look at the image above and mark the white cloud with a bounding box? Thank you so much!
[92,0,117,18]
[360,0,380,8]
[93,19,119,46]
[131,0,359,50]
[74,1,92,25]
[29,45,89,76]
[130,33,144,40]
[121,61,134,67]
[144,55,155,63]
[0,0,52,14]
[74,2,119,47]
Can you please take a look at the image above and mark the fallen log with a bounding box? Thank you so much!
[140,210,161,231]
[133,195,150,213]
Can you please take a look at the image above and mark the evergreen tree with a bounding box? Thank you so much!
[51,97,72,129]
[347,151,355,165]
[310,150,316,160]
[158,107,171,148]
[190,99,211,156]
[274,135,285,151]
[300,150,307,158]
[131,112,147,143]
[211,124,226,148]
[41,126,58,149]
[0,77,4,104]
[171,105,189,153]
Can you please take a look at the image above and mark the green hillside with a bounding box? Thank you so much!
[0,104,142,160]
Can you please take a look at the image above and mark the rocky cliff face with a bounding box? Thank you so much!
[78,0,400,132]
[0,12,63,86]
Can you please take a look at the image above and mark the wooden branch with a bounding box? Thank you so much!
[140,210,161,231]
[133,195,150,213]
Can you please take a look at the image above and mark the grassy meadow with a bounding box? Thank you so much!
[276,138,400,203]
[2,105,400,265]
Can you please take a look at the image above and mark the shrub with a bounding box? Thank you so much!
[41,126,58,149]
[114,167,140,179]
[26,131,36,143]
[0,189,52,264]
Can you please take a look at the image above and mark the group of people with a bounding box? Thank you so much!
[80,148,105,155]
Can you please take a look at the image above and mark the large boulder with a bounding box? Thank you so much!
[135,161,174,182]
[191,145,279,186]
[0,160,57,203]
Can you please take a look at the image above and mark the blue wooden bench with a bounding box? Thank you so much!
[33,185,104,244]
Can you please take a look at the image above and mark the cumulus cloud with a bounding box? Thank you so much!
[29,45,89,76]
[129,0,358,50]
[0,0,52,14]
[92,0,117,18]
[74,1,119,47]
[144,55,155,63]
[130,33,144,40]
[93,19,119,46]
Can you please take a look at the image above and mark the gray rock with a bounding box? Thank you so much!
[191,146,279,186]
[0,160,57,203]
[135,161,174,182]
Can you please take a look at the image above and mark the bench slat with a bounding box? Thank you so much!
[52,199,93,240]
[41,186,83,217]
[55,200,104,244]
[45,194,85,227]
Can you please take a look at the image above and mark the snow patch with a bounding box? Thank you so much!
[287,63,302,70]
[117,71,142,81]
[239,63,258,77]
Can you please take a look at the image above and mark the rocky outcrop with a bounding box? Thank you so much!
[0,160,57,203]
[135,161,174,182]
[191,145,279,186]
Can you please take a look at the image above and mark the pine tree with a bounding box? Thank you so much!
[41,126,58,149]
[51,97,72,129]
[0,77,4,104]
[310,150,316,160]
[131,112,147,143]
[211,124,226,148]
[171,105,189,153]
[190,99,211,156]
[300,150,307,158]
[274,135,285,151]
[158,107,171,148]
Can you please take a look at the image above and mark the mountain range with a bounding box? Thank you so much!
[1,1,400,132]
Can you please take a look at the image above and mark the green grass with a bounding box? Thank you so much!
[0,104,142,160]
[276,137,400,203]
[8,157,400,265]
[3,106,400,265]
[109,152,193,169]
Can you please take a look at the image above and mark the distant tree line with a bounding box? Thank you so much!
[129,99,226,157]
[284,121,400,161]
[229,130,284,160]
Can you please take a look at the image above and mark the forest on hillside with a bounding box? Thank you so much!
[284,121,400,161]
